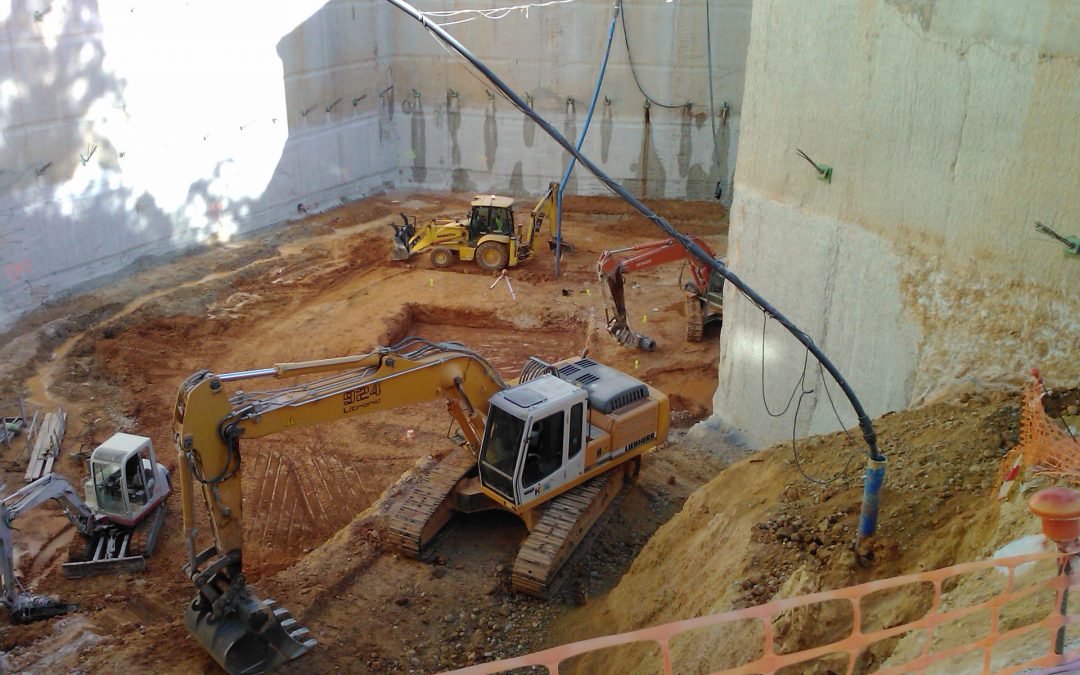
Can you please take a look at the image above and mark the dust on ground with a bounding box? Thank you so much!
[0,191,730,673]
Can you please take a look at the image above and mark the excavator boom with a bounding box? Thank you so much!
[173,339,507,673]
[596,236,723,350]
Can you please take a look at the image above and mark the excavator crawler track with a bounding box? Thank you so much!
[390,448,476,559]
[685,296,704,342]
[62,503,166,579]
[511,466,628,597]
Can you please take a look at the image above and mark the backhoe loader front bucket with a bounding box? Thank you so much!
[390,237,411,261]
[389,215,416,261]
[186,587,316,675]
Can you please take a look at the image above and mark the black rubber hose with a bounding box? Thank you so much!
[382,0,881,462]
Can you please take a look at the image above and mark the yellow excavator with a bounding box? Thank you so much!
[389,182,561,270]
[173,337,667,673]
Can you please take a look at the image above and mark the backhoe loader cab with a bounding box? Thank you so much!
[84,433,169,526]
[479,375,588,508]
[467,196,515,241]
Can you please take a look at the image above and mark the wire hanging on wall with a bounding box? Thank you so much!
[422,0,576,27]
[619,0,685,109]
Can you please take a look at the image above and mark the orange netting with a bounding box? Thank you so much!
[1001,377,1080,485]
[445,549,1080,675]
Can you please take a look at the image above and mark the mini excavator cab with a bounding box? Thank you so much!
[478,375,588,509]
[84,433,165,525]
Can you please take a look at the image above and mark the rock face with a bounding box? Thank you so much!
[711,0,1080,447]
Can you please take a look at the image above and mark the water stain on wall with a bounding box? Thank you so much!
[451,168,476,193]
[409,100,426,184]
[523,115,536,148]
[677,112,693,179]
[600,105,613,164]
[484,101,498,172]
[886,0,936,32]
[631,105,665,199]
[447,94,462,167]
[508,161,525,196]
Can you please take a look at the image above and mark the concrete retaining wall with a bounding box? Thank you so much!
[0,0,750,330]
[712,0,1080,447]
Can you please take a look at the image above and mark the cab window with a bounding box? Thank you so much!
[568,403,583,460]
[521,412,564,487]
[469,206,491,239]
[126,451,149,506]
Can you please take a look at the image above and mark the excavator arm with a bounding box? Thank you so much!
[523,181,566,254]
[0,474,94,622]
[595,236,719,351]
[173,338,507,674]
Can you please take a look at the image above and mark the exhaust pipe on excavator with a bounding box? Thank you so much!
[185,581,315,674]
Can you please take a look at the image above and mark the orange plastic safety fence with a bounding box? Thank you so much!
[445,550,1080,675]
[1001,377,1080,484]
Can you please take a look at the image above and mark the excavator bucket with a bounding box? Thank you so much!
[9,593,77,624]
[185,588,316,675]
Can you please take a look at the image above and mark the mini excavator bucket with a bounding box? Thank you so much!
[9,593,77,624]
[185,585,316,675]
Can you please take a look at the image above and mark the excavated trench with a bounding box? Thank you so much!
[386,303,588,377]
[0,191,730,673]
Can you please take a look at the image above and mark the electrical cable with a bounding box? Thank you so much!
[789,378,861,486]
[554,1,620,276]
[704,0,721,173]
[760,312,809,418]
[618,0,686,109]
[422,0,576,27]
[757,310,861,485]
[383,0,884,470]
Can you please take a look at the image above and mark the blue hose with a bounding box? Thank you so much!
[554,2,620,276]
[858,457,887,538]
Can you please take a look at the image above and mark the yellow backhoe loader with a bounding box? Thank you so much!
[389,182,561,270]
[173,337,668,673]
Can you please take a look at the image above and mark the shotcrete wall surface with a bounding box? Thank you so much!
[389,0,749,201]
[0,0,751,331]
[714,0,1080,447]
[0,0,398,330]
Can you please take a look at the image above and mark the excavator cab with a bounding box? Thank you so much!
[467,197,515,242]
[478,375,588,508]
[84,433,168,525]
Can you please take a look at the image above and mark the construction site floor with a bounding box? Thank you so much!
[0,192,733,672]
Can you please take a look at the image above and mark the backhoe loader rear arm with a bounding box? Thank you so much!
[524,181,560,252]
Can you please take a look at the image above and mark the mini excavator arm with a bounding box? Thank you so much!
[172,338,507,674]
[595,236,718,351]
[0,474,93,622]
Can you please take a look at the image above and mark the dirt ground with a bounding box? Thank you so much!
[0,191,732,673]
[555,383,1080,674]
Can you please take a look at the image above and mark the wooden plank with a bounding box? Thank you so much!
[24,409,65,482]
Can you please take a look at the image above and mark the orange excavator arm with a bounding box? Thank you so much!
[595,236,719,351]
